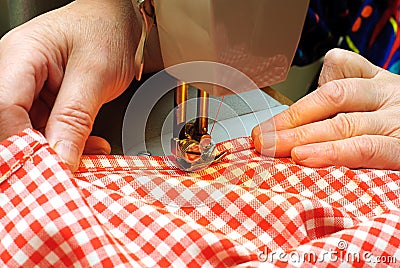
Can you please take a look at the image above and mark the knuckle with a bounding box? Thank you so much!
[326,142,341,163]
[279,107,303,128]
[352,136,377,162]
[319,80,347,107]
[379,112,400,137]
[329,113,354,138]
[54,105,94,139]
[292,127,310,145]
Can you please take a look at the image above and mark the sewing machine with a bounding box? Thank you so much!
[132,0,309,171]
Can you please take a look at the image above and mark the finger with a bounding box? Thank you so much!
[0,29,64,140]
[45,56,108,172]
[253,111,394,157]
[252,77,383,138]
[0,39,44,107]
[0,104,32,139]
[319,48,381,86]
[0,41,42,139]
[291,135,400,170]
[252,49,382,139]
[83,136,111,155]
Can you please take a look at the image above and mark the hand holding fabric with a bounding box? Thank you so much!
[252,48,400,170]
[0,0,161,171]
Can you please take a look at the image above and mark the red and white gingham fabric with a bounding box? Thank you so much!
[1,128,400,267]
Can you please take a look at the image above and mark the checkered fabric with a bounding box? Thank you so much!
[1,129,400,267]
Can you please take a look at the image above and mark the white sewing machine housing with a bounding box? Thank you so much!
[154,0,309,95]
[124,0,309,161]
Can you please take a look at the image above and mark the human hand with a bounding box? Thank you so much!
[0,0,161,171]
[252,48,400,170]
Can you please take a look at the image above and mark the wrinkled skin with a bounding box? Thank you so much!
[252,48,400,170]
[0,0,162,171]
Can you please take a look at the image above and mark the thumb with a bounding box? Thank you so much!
[319,48,380,86]
[45,60,107,171]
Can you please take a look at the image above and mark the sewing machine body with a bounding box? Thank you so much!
[131,0,309,171]
[154,0,309,95]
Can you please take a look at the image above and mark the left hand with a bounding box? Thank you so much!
[252,48,400,170]
[0,0,162,171]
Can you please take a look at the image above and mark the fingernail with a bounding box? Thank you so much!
[252,126,261,138]
[260,132,276,155]
[53,140,80,171]
[84,149,110,155]
[252,120,275,139]
[260,121,275,133]
[92,150,109,155]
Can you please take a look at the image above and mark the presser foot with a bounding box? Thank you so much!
[171,137,227,172]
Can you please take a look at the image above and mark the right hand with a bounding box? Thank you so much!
[0,0,162,171]
[252,48,400,170]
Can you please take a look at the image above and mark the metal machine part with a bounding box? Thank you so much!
[135,0,228,172]
[134,0,309,171]
[134,0,155,81]
[170,83,227,171]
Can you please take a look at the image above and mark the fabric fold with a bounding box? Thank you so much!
[1,128,400,267]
